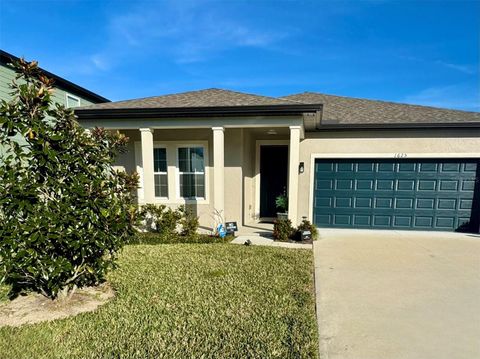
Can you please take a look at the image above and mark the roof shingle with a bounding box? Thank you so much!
[78,88,296,110]
[281,92,480,125]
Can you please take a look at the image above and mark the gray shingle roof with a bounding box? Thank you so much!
[281,92,480,125]
[78,88,295,110]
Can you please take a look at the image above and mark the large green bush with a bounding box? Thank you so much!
[0,58,138,299]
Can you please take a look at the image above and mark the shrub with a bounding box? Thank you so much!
[296,219,319,240]
[179,205,200,237]
[139,204,182,237]
[0,58,138,299]
[273,219,295,241]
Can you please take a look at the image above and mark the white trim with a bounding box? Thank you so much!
[309,152,480,159]
[134,141,144,200]
[307,152,480,222]
[254,140,289,221]
[65,93,81,108]
[134,140,209,205]
[153,144,168,199]
[80,117,304,130]
[175,144,207,201]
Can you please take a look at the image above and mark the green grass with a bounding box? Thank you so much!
[0,244,318,358]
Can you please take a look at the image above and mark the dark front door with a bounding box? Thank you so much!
[260,145,289,218]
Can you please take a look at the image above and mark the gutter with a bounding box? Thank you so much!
[75,104,323,120]
[314,122,480,130]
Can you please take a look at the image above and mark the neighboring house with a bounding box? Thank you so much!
[75,88,480,233]
[0,50,108,106]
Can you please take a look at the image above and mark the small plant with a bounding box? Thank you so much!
[139,204,182,237]
[179,205,200,237]
[273,218,295,241]
[275,190,288,213]
[296,219,318,240]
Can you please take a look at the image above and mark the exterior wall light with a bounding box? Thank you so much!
[299,162,305,174]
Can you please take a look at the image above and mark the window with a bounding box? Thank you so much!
[178,147,205,198]
[66,94,81,108]
[153,148,168,197]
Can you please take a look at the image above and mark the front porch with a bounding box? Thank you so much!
[111,123,304,230]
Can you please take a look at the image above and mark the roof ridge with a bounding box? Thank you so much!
[77,87,298,110]
[205,87,292,102]
[282,91,480,114]
[95,88,217,106]
[90,88,290,107]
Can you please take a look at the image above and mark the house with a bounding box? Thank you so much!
[0,50,108,106]
[75,88,480,233]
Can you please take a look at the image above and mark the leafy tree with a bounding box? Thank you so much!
[0,58,138,299]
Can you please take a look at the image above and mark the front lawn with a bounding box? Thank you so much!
[0,244,318,358]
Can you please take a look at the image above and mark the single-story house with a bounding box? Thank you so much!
[75,89,480,233]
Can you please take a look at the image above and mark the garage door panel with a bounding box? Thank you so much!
[313,159,479,232]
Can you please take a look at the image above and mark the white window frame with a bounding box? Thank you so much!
[153,145,168,199]
[66,93,81,108]
[176,144,207,200]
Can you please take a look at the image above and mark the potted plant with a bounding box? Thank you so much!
[275,191,288,220]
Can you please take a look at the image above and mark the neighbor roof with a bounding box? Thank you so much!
[281,92,480,126]
[0,49,109,104]
[78,88,296,110]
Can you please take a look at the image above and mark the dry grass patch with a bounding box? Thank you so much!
[0,284,114,327]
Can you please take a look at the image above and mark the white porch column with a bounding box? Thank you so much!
[212,127,225,217]
[140,128,155,203]
[288,126,301,224]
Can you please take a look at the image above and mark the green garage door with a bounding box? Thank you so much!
[313,159,479,232]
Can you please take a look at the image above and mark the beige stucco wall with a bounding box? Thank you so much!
[224,129,244,223]
[112,127,292,229]
[109,125,480,229]
[113,129,215,228]
[297,129,480,223]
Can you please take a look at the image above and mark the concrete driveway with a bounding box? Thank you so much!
[314,229,480,359]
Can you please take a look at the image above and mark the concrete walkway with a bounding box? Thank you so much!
[314,229,480,359]
[229,223,312,249]
[231,235,312,249]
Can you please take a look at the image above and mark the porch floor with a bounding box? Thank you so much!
[237,223,274,237]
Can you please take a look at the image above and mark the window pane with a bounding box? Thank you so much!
[180,173,205,198]
[195,174,205,198]
[178,147,204,173]
[180,174,194,198]
[191,148,204,172]
[153,148,167,172]
[178,147,205,198]
[154,174,168,197]
[67,95,80,108]
[178,148,190,172]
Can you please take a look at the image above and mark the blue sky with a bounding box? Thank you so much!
[1,0,479,111]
